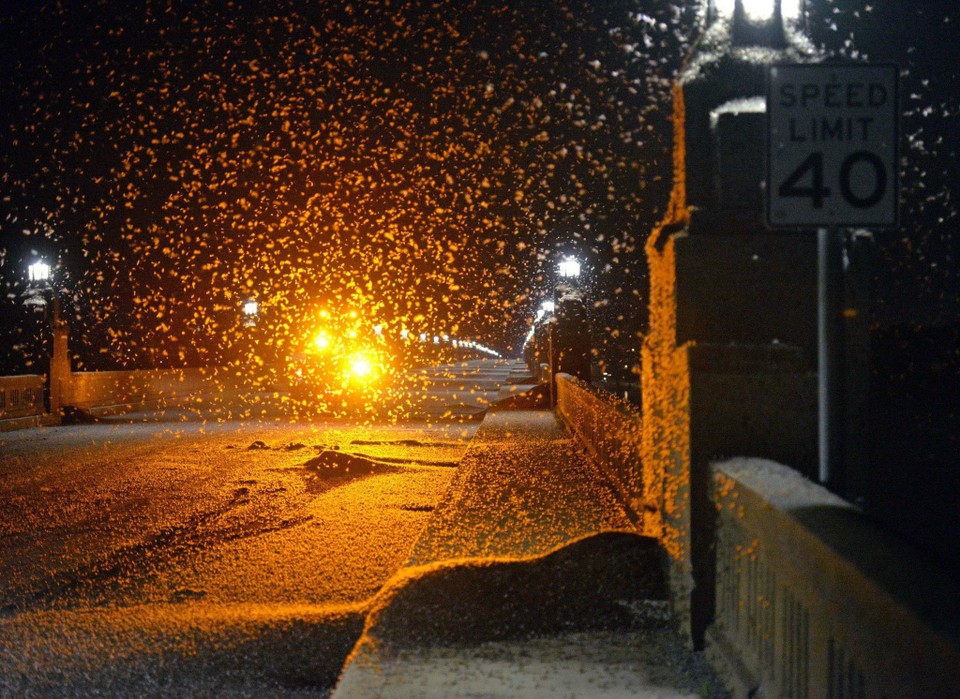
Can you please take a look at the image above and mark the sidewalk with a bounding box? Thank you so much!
[333,401,728,698]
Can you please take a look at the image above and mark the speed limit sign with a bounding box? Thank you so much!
[767,63,898,228]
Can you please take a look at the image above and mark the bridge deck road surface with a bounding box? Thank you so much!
[0,358,526,697]
[403,358,535,419]
[333,400,729,698]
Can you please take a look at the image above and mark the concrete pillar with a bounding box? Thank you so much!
[641,4,822,647]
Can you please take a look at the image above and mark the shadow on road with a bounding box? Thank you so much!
[358,531,666,648]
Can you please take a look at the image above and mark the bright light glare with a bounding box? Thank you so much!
[348,352,375,380]
[781,0,800,20]
[536,299,555,322]
[313,331,331,350]
[714,0,794,21]
[558,256,581,278]
[742,0,776,21]
[743,0,776,22]
[714,0,735,17]
[243,299,259,316]
[28,261,51,282]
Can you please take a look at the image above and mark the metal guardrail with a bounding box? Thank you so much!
[0,375,45,420]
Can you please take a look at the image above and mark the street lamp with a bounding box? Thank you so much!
[709,0,800,45]
[713,0,778,20]
[557,256,581,280]
[22,259,69,417]
[23,259,62,322]
[242,299,259,327]
[536,299,555,322]
[28,261,51,283]
[548,256,591,402]
[731,0,802,22]
[741,0,775,21]
[555,256,582,307]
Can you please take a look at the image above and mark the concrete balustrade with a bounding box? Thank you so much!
[0,375,46,425]
[555,379,960,698]
[708,457,960,699]
[555,373,657,538]
[0,366,267,430]
[70,365,279,416]
[64,367,241,415]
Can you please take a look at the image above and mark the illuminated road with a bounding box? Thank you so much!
[0,358,530,696]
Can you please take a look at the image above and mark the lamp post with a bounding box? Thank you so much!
[23,260,70,418]
[555,255,581,305]
[536,299,555,322]
[24,261,60,322]
[238,297,269,389]
[28,261,51,283]
[526,299,555,379]
[549,256,591,404]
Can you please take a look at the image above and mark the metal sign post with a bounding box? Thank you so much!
[767,63,898,486]
[817,227,843,484]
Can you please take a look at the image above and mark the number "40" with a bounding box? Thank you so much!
[778,151,887,209]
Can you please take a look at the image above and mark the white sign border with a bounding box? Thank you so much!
[766,62,900,230]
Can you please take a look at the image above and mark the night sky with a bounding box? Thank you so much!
[1,1,957,373]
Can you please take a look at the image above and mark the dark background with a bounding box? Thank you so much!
[0,0,690,372]
[0,0,956,371]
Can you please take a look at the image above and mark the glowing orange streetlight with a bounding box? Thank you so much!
[348,352,374,379]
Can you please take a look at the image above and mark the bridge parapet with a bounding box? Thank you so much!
[709,457,960,698]
[639,0,829,653]
[0,365,269,431]
[0,375,45,423]
[555,375,960,697]
[555,373,656,538]
[64,366,266,415]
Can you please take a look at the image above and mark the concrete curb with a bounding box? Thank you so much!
[333,405,727,698]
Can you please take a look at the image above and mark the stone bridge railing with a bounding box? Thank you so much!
[709,457,959,698]
[554,373,658,539]
[0,366,269,431]
[554,376,960,698]
[63,367,253,414]
[0,375,46,423]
